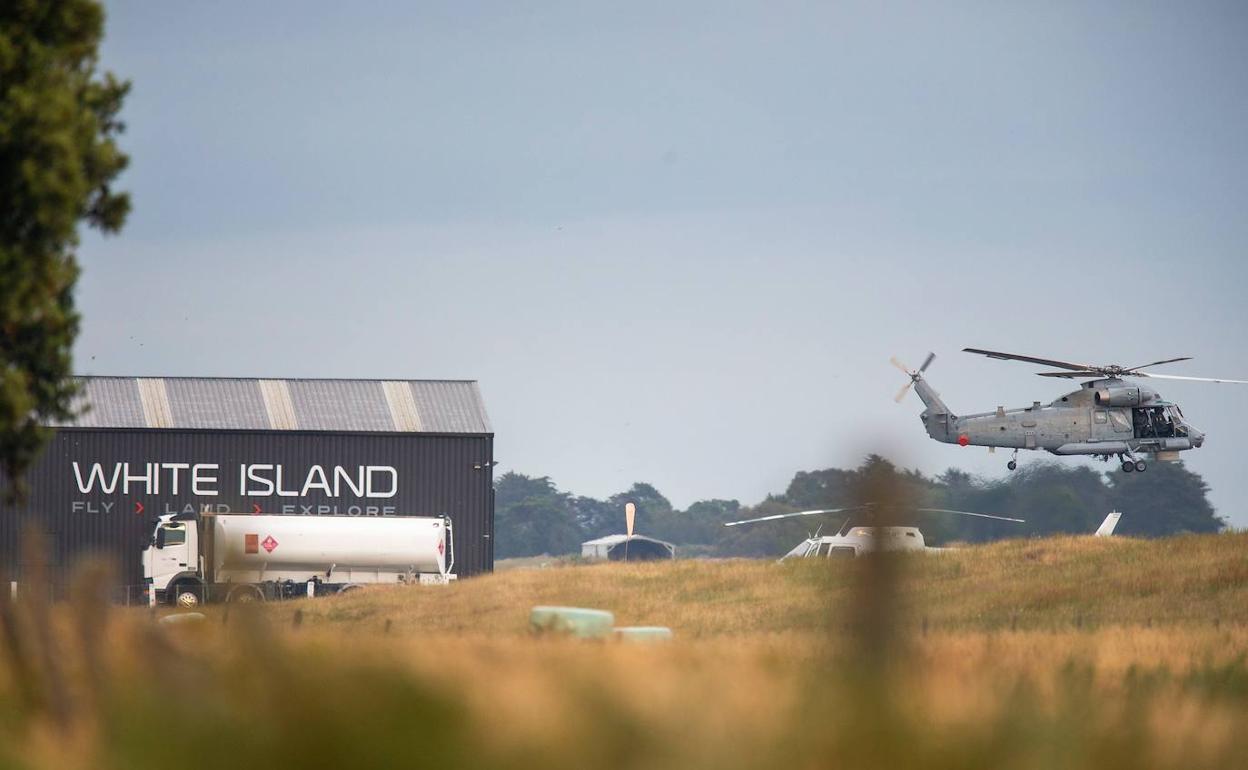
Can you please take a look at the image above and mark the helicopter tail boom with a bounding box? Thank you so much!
[892,354,955,443]
[912,375,951,416]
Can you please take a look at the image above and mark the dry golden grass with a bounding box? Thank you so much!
[279,531,1248,637]
[2,531,1247,769]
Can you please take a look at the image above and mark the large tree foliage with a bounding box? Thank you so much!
[1104,461,1223,536]
[0,0,128,498]
[493,473,582,559]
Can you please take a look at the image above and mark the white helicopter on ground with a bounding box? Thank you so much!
[724,506,1123,560]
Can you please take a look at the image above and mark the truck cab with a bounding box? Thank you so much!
[142,514,202,606]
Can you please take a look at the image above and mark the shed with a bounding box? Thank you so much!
[581,534,675,562]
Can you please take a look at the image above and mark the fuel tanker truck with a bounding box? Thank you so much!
[143,511,454,607]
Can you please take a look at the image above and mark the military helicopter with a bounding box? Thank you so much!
[893,348,1248,473]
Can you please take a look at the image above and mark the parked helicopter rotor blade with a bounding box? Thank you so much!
[1131,372,1248,384]
[914,507,1025,523]
[723,506,867,527]
[963,348,1099,372]
[1124,356,1192,372]
[919,351,936,372]
[894,381,915,403]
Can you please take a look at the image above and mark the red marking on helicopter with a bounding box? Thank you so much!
[957,434,970,446]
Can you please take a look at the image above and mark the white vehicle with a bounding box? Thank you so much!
[143,512,455,607]
[779,525,936,559]
[725,504,1025,560]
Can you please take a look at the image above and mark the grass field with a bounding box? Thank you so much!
[2,532,1247,769]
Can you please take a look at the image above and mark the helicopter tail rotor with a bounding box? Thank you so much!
[891,352,936,403]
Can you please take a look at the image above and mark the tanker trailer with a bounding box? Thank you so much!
[143,511,454,607]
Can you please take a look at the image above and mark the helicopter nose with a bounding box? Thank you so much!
[1193,431,1205,448]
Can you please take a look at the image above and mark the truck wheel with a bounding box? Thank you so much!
[227,585,264,603]
[172,583,202,608]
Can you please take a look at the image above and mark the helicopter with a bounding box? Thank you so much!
[893,348,1248,474]
[724,506,1122,560]
[723,504,1025,558]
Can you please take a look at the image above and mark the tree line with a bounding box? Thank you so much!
[493,455,1226,559]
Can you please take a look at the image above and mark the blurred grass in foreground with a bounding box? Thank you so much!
[1,532,1247,769]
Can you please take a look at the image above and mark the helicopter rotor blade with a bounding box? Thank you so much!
[723,507,867,527]
[1131,372,1248,385]
[914,507,1025,523]
[919,352,936,373]
[963,348,1098,372]
[1035,370,1104,378]
[894,381,915,403]
[890,356,912,375]
[1123,357,1192,372]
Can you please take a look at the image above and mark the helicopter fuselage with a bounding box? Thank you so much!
[919,377,1205,461]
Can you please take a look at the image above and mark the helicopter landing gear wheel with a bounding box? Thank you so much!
[1134,460,1147,473]
[1121,461,1134,473]
[1007,460,1017,471]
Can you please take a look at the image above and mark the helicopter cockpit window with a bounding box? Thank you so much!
[1166,406,1188,436]
[828,546,857,558]
[1108,410,1132,433]
[817,542,833,557]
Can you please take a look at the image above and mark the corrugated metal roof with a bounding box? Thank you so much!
[51,377,491,434]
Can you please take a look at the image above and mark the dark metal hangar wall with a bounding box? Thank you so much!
[1,429,495,593]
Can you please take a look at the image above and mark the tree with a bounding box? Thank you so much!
[493,473,582,558]
[1105,461,1223,536]
[608,482,672,539]
[1,0,129,499]
[570,495,620,541]
[663,499,741,544]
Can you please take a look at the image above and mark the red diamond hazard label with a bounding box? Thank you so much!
[261,535,278,553]
[438,540,445,556]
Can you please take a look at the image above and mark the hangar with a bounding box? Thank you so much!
[0,376,495,598]
[581,534,676,561]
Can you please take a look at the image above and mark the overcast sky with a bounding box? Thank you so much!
[79,2,1248,526]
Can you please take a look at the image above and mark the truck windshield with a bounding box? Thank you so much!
[156,527,186,548]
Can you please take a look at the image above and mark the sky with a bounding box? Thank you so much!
[77,1,1248,526]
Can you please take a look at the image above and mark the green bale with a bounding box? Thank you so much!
[530,606,615,638]
[613,626,673,643]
